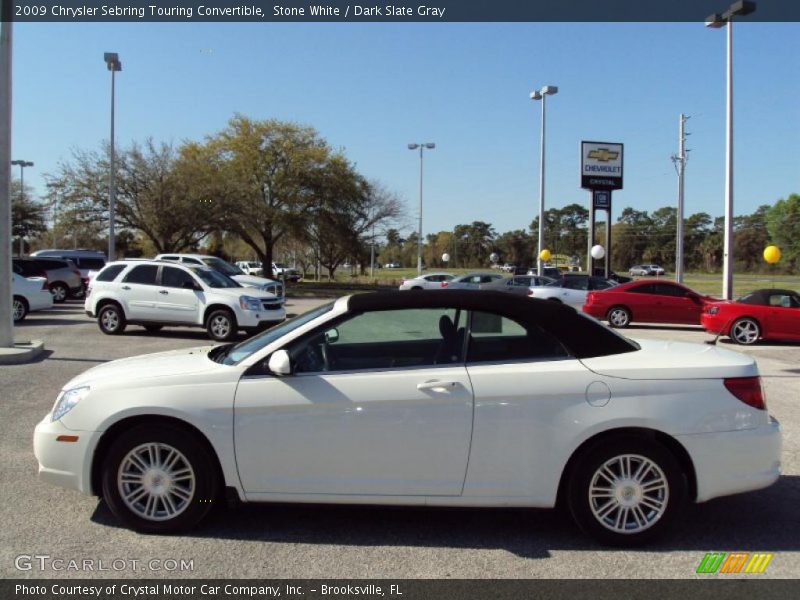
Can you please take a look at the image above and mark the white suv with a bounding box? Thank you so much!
[155,254,283,301]
[85,260,285,341]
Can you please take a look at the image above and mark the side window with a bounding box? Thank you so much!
[160,256,179,262]
[183,258,203,265]
[629,284,655,294]
[466,311,569,363]
[563,277,588,290]
[95,264,126,282]
[290,308,462,373]
[653,283,680,297]
[590,278,614,291]
[162,266,196,288]
[123,265,158,285]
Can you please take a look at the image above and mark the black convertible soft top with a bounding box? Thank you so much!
[347,290,638,359]
[738,288,799,306]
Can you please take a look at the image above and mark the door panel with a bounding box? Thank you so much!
[234,366,474,495]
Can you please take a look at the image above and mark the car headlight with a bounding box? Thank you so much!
[239,295,262,311]
[51,386,91,422]
[707,306,720,315]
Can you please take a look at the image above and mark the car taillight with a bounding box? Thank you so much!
[440,282,448,288]
[527,289,533,296]
[585,292,595,304]
[41,280,48,290]
[724,377,766,410]
[73,269,81,277]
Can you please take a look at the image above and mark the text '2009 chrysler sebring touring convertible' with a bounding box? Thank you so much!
[34,291,781,545]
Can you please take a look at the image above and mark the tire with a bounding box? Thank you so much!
[206,309,237,341]
[50,282,69,303]
[12,296,28,322]
[101,423,219,534]
[97,303,127,335]
[607,306,631,328]
[566,436,687,546]
[143,324,164,333]
[547,298,562,303]
[730,317,760,345]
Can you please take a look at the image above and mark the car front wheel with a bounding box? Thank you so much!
[607,306,631,328]
[101,424,219,533]
[98,304,127,335]
[206,309,237,341]
[12,296,28,322]
[566,437,686,546]
[730,318,760,345]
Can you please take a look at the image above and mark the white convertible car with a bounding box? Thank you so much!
[34,291,781,545]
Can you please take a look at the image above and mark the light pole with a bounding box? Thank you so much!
[706,1,755,299]
[530,85,558,277]
[10,159,33,256]
[104,52,122,261]
[1,16,13,347]
[408,142,435,275]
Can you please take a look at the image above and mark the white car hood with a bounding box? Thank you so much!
[63,347,222,390]
[232,274,279,289]
[580,338,757,380]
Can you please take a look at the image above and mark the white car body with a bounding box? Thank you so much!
[35,291,780,544]
[12,274,53,321]
[235,261,264,276]
[529,276,616,310]
[85,260,285,335]
[398,272,455,290]
[154,254,284,301]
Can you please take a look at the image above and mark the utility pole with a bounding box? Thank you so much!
[0,13,13,348]
[671,114,690,283]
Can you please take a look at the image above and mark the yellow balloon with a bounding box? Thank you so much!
[539,249,552,262]
[763,245,781,265]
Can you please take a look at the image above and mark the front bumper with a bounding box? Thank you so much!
[677,417,781,502]
[33,415,101,495]
[236,305,287,327]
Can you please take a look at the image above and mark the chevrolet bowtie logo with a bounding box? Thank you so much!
[588,149,619,162]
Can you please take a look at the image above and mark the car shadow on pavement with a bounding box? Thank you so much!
[89,474,800,558]
[627,324,703,333]
[17,318,87,327]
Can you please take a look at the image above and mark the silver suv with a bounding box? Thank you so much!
[13,257,83,302]
[86,260,285,341]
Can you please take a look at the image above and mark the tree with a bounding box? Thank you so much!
[202,115,332,278]
[766,193,800,270]
[11,179,46,255]
[50,139,218,254]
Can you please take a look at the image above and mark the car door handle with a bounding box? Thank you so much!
[121,285,131,290]
[159,290,169,295]
[417,380,458,392]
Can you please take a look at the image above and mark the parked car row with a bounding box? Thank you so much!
[11,273,53,322]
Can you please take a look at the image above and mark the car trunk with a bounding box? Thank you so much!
[580,338,757,380]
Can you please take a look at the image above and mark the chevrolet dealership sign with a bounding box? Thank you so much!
[581,141,623,190]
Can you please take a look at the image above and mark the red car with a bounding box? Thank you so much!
[583,280,712,327]
[701,288,800,345]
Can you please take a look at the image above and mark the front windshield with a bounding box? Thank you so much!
[190,267,242,289]
[203,257,243,276]
[222,301,336,365]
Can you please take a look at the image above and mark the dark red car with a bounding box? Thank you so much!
[701,288,800,345]
[583,280,712,327]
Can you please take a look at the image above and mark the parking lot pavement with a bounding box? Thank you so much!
[1,300,798,579]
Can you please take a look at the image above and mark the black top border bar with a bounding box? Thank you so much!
[7,0,800,22]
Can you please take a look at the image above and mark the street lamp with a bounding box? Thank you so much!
[103,52,122,261]
[408,142,435,275]
[10,159,33,256]
[530,85,558,277]
[706,1,756,299]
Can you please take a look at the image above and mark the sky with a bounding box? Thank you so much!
[10,20,800,238]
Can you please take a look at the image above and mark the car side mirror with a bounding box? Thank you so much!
[268,350,292,376]
[325,328,339,344]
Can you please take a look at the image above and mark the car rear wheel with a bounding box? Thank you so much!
[98,304,127,335]
[566,437,686,546]
[50,282,68,303]
[12,296,28,322]
[607,306,631,328]
[206,309,237,341]
[101,424,219,533]
[730,318,760,345]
